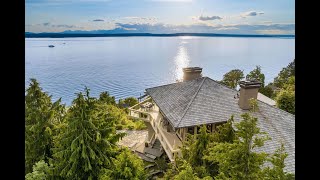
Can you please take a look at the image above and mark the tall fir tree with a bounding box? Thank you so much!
[25,79,65,174]
[52,87,124,179]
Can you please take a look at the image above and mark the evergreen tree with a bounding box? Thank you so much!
[259,84,274,98]
[246,66,265,87]
[263,143,295,180]
[205,113,270,180]
[274,59,295,89]
[118,97,139,108]
[212,115,236,143]
[52,87,124,179]
[25,79,65,174]
[98,91,116,105]
[276,89,295,114]
[221,69,244,89]
[25,160,51,180]
[99,148,146,180]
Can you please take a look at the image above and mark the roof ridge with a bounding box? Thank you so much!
[145,77,206,91]
[176,77,207,127]
[205,76,238,93]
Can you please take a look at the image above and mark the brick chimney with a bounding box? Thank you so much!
[182,67,202,81]
[238,80,262,110]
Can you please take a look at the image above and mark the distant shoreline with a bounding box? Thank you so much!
[25,33,295,38]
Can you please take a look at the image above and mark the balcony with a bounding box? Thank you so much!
[128,97,158,122]
[128,97,182,161]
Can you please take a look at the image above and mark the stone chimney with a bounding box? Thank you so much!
[182,67,202,81]
[238,80,262,110]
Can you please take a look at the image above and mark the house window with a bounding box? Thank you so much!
[187,127,194,134]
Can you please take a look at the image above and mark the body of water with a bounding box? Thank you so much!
[26,36,295,105]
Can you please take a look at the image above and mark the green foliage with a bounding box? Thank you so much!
[259,85,274,98]
[52,87,125,180]
[25,79,66,174]
[221,69,244,89]
[98,91,116,105]
[249,98,259,112]
[283,76,295,91]
[182,126,212,167]
[134,120,148,130]
[205,113,271,180]
[118,97,139,108]
[102,104,146,130]
[246,65,265,87]
[25,160,51,180]
[263,143,295,180]
[212,116,236,143]
[164,160,212,180]
[100,148,147,180]
[274,59,295,89]
[276,89,295,114]
[270,60,295,114]
[155,156,169,172]
[173,161,200,180]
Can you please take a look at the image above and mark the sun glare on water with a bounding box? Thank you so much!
[174,41,190,81]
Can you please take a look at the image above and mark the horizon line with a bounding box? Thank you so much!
[25,32,295,38]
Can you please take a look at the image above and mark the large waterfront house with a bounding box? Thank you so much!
[128,67,295,173]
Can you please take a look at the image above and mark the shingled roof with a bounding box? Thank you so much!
[145,77,295,173]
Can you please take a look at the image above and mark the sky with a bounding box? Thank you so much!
[25,0,295,35]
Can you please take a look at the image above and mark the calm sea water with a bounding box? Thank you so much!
[26,36,295,105]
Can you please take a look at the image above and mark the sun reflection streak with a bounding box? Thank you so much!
[174,43,190,81]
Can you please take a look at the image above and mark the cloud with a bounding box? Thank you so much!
[114,22,294,35]
[214,27,239,31]
[93,19,104,22]
[255,29,294,35]
[54,24,76,28]
[26,23,82,32]
[241,11,264,18]
[262,21,273,24]
[198,15,222,21]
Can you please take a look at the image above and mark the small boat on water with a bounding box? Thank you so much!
[48,45,55,48]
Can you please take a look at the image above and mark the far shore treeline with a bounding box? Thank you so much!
[25,60,294,179]
[25,32,295,38]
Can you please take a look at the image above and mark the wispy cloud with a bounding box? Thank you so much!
[198,15,222,21]
[113,22,294,35]
[241,11,264,18]
[93,19,104,22]
[26,23,82,32]
[255,29,294,35]
[54,24,76,28]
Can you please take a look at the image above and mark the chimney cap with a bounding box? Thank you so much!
[182,67,202,73]
[239,80,262,89]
